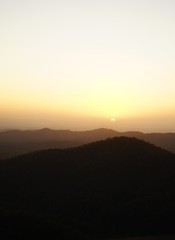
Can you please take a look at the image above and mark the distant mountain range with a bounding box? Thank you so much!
[0,137,175,238]
[0,128,175,160]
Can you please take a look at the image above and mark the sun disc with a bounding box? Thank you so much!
[110,118,116,122]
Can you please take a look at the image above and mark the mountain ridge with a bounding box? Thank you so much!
[1,128,175,160]
[1,137,175,238]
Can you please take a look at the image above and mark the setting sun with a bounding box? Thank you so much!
[110,118,116,122]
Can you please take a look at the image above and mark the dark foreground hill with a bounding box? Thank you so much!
[1,137,175,239]
[1,128,175,160]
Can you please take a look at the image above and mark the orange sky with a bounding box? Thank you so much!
[1,0,175,132]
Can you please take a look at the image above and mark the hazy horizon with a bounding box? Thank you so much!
[1,126,175,134]
[1,0,175,132]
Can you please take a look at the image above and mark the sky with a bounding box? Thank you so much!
[1,0,175,132]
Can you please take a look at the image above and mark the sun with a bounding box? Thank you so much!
[110,118,116,122]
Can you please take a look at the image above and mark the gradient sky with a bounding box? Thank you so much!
[1,0,175,132]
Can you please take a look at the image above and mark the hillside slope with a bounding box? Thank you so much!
[0,137,175,238]
[1,128,175,160]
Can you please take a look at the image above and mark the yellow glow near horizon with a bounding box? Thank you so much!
[1,0,175,132]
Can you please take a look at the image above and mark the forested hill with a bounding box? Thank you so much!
[0,137,175,239]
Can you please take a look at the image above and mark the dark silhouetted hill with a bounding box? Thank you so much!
[0,208,90,240]
[1,128,175,160]
[0,137,175,238]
